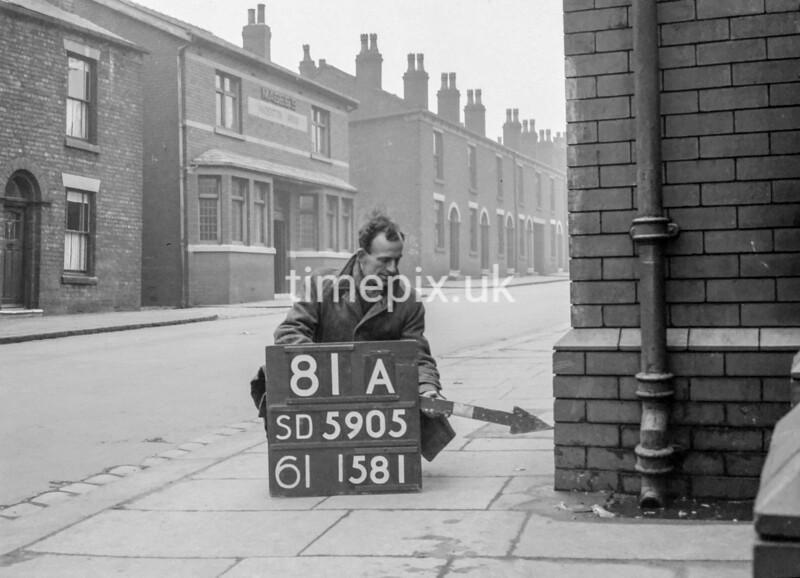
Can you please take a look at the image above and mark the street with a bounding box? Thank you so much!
[0,281,569,506]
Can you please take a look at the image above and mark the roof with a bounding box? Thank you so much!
[192,149,357,193]
[87,0,357,108]
[0,0,141,50]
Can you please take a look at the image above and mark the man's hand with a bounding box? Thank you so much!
[420,388,447,417]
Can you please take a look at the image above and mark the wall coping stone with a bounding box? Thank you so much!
[555,327,800,352]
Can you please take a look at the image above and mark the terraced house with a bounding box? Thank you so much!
[298,34,568,279]
[0,0,143,313]
[69,0,358,305]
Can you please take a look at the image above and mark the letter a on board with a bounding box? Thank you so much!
[365,359,395,394]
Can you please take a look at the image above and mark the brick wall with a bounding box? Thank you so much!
[557,0,800,498]
[0,8,143,313]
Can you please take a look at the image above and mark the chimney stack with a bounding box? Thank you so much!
[464,88,486,137]
[242,3,271,61]
[503,108,522,151]
[356,32,383,90]
[437,72,460,124]
[299,44,316,77]
[403,53,429,110]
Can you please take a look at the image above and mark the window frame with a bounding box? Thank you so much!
[341,197,354,252]
[298,193,319,250]
[198,175,221,242]
[215,71,241,132]
[231,177,248,244]
[63,188,94,274]
[253,181,271,246]
[496,155,503,198]
[326,195,339,251]
[434,198,445,250]
[433,130,444,181]
[468,144,477,191]
[469,206,478,254]
[311,106,331,157]
[66,54,97,143]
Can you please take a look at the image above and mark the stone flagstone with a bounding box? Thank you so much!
[28,510,345,558]
[304,510,527,557]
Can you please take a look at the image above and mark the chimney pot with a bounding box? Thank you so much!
[248,8,255,24]
[539,129,545,141]
[416,53,425,70]
[467,89,474,105]
[407,53,415,71]
[513,108,520,123]
[257,3,265,23]
[302,44,310,59]
[369,33,378,51]
[440,73,448,89]
[319,58,326,66]
[475,89,482,105]
[243,3,271,60]
[523,120,529,132]
[546,128,552,142]
[506,109,512,122]
[360,33,368,53]
[448,72,456,88]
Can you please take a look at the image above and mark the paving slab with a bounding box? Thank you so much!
[222,556,445,577]
[683,563,751,577]
[304,510,527,557]
[317,476,508,510]
[446,558,677,577]
[0,554,234,578]
[489,476,564,512]
[193,453,269,479]
[27,510,345,558]
[125,479,324,511]
[423,450,553,478]
[462,438,554,452]
[515,516,753,561]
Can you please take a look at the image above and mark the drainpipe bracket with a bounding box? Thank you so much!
[629,217,679,242]
[635,372,675,398]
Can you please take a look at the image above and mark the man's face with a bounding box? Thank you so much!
[358,232,404,286]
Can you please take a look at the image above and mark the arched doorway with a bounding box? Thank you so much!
[448,204,460,273]
[2,171,38,308]
[480,210,489,271]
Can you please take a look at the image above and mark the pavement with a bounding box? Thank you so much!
[0,275,755,577]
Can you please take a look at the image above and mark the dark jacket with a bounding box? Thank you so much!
[273,254,440,391]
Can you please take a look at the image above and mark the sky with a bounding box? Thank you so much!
[132,0,567,142]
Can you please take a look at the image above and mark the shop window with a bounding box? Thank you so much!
[326,195,339,251]
[231,177,248,243]
[254,181,270,245]
[298,194,318,249]
[341,198,354,252]
[198,176,220,242]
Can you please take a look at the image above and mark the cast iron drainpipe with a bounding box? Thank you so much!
[631,0,680,508]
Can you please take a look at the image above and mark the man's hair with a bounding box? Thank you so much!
[358,211,405,253]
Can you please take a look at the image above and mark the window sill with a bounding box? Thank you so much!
[435,247,446,253]
[62,274,98,285]
[310,152,333,164]
[469,187,478,195]
[434,178,445,185]
[64,137,100,154]
[214,127,245,140]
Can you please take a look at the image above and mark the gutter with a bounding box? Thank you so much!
[630,0,679,508]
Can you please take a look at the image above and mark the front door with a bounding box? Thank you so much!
[2,207,25,306]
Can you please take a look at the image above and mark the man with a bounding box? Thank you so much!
[250,212,454,459]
